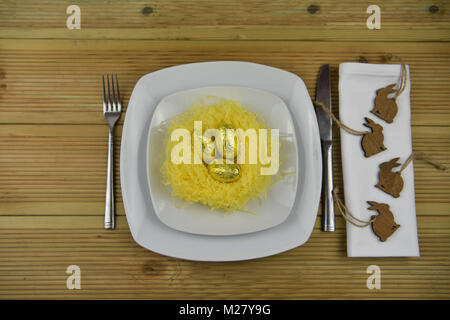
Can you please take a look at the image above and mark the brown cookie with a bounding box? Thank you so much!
[371,83,398,123]
[367,201,400,242]
[375,157,404,198]
[361,117,387,157]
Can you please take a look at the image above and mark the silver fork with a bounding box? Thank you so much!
[102,74,122,229]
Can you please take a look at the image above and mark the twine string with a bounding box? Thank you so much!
[313,101,367,136]
[316,54,445,230]
[332,187,375,228]
[384,54,408,99]
[332,152,446,228]
[398,153,414,174]
[399,152,448,174]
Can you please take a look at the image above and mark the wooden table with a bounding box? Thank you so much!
[1,1,449,299]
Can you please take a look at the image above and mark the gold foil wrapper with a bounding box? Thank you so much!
[201,135,216,164]
[208,163,241,183]
[218,124,237,159]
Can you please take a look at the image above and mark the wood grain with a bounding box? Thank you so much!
[0,216,448,299]
[1,0,449,300]
[0,124,448,212]
[0,40,449,125]
[0,1,449,41]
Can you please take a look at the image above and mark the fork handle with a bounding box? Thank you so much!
[104,128,115,229]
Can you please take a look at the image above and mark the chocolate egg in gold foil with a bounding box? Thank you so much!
[208,163,241,183]
[201,135,216,164]
[218,124,237,159]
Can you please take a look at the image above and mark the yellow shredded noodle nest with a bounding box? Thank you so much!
[160,98,278,213]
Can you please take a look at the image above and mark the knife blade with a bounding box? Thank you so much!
[315,64,335,232]
[316,65,332,142]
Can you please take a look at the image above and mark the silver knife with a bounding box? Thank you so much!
[315,64,335,232]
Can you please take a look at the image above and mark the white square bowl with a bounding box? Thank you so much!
[147,86,299,236]
[120,61,321,261]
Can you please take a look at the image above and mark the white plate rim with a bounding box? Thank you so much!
[120,61,322,261]
[146,85,299,236]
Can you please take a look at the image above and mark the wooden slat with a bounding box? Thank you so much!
[0,40,449,125]
[1,0,450,300]
[0,124,448,212]
[0,1,449,41]
[0,215,448,299]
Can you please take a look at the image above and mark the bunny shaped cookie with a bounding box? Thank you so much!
[371,84,398,123]
[361,117,387,157]
[375,157,404,198]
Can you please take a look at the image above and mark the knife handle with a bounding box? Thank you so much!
[322,141,335,232]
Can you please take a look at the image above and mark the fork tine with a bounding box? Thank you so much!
[102,75,107,113]
[106,74,112,111]
[115,74,121,112]
[110,74,117,112]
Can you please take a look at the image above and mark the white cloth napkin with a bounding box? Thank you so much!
[339,62,420,257]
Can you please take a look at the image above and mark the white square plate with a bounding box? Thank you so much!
[147,86,299,236]
[120,61,321,261]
